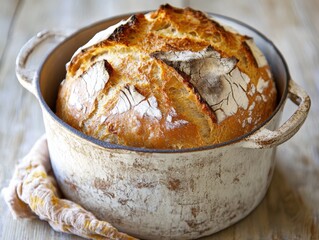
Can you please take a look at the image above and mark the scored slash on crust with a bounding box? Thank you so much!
[152,45,251,123]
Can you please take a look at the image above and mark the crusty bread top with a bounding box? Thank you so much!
[56,4,277,149]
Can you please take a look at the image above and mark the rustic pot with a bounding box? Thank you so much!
[16,13,310,239]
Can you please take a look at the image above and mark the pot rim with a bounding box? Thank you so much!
[37,12,290,154]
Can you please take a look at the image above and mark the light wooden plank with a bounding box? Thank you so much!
[0,0,20,64]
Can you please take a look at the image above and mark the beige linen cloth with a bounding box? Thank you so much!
[1,135,137,240]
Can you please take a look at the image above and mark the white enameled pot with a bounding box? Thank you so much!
[16,14,310,240]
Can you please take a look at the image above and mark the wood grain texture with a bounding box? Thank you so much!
[0,0,19,64]
[0,0,318,239]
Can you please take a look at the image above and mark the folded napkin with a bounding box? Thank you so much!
[1,135,137,240]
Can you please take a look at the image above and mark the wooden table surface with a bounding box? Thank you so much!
[0,0,318,239]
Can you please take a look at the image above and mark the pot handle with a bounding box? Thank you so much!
[16,30,72,97]
[241,79,310,149]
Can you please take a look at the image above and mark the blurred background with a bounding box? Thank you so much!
[0,0,318,239]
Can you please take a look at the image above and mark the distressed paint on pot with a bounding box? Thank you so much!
[16,13,310,239]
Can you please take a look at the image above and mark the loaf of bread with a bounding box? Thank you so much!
[56,4,277,149]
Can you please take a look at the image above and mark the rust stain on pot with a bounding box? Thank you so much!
[167,178,181,191]
[94,177,112,189]
[93,177,115,198]
[132,159,155,171]
[185,220,206,229]
[216,164,222,183]
[232,177,240,183]
[236,200,248,213]
[191,207,199,218]
[135,181,157,189]
[189,178,195,192]
[64,179,78,193]
[118,198,129,205]
[112,218,123,226]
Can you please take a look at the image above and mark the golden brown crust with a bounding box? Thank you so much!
[56,4,277,149]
